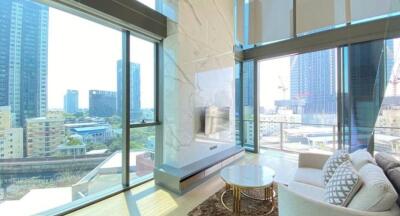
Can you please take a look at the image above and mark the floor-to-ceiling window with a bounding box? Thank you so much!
[0,0,159,214]
[235,0,400,155]
[258,49,338,153]
[374,39,400,158]
[128,35,156,183]
[342,38,400,158]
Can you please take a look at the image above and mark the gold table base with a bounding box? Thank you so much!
[220,183,276,215]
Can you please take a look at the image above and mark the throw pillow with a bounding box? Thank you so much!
[347,163,398,212]
[386,167,400,207]
[324,161,363,206]
[322,150,350,185]
[375,152,400,174]
[350,149,376,170]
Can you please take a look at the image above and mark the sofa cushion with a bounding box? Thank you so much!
[322,150,350,185]
[324,161,362,206]
[350,149,376,170]
[289,180,325,202]
[348,163,398,212]
[375,152,400,173]
[387,167,400,207]
[293,168,324,188]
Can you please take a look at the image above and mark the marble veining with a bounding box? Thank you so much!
[162,0,235,168]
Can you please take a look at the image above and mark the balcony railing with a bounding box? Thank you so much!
[247,120,400,157]
[257,121,338,154]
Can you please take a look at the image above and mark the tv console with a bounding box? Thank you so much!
[154,146,245,194]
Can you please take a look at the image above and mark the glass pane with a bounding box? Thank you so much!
[235,62,242,145]
[344,40,386,152]
[128,36,155,124]
[243,60,256,151]
[130,127,155,182]
[351,0,400,23]
[0,0,122,214]
[374,38,400,159]
[297,0,346,35]
[157,0,178,21]
[259,49,338,153]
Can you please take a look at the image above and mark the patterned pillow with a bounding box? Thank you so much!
[322,150,350,185]
[324,161,363,206]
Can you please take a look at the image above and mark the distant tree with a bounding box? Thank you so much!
[87,143,107,151]
[67,136,82,146]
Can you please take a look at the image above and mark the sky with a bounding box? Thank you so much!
[259,56,291,110]
[47,7,154,110]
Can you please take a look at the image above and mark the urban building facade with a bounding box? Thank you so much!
[0,106,23,159]
[290,49,337,116]
[89,90,116,117]
[0,0,48,127]
[117,60,141,121]
[64,90,79,114]
[25,116,65,157]
[69,125,113,144]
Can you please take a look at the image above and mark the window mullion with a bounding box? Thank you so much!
[122,30,130,187]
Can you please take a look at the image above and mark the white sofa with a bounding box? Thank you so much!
[278,152,400,216]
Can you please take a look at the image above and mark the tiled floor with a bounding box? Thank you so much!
[68,149,298,216]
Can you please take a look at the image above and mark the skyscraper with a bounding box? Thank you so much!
[0,0,49,127]
[64,90,79,114]
[89,90,116,117]
[117,60,141,122]
[290,49,336,115]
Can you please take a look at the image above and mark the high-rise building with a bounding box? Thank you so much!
[117,60,141,121]
[290,49,337,115]
[0,106,24,159]
[25,116,65,157]
[89,90,116,117]
[0,0,49,127]
[64,90,79,114]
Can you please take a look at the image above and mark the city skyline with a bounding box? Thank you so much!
[259,40,400,113]
[47,7,155,110]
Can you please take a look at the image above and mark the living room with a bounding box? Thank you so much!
[0,0,400,216]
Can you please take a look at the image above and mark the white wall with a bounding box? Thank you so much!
[162,0,235,168]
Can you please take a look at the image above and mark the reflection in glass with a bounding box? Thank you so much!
[343,40,387,152]
[243,60,256,151]
[374,39,400,158]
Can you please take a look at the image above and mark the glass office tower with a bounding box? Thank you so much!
[0,0,49,127]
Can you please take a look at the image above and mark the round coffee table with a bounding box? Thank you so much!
[220,165,276,215]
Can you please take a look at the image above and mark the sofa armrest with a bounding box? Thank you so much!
[298,152,330,169]
[278,184,399,216]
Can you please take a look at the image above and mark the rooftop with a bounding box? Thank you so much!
[71,126,110,132]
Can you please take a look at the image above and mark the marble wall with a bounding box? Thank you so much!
[162,0,235,168]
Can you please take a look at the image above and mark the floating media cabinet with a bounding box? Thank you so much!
[154,146,245,194]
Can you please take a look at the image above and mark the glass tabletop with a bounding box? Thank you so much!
[220,165,275,188]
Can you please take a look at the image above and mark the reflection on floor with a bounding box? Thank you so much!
[69,149,298,216]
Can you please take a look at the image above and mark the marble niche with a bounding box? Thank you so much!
[161,0,236,168]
